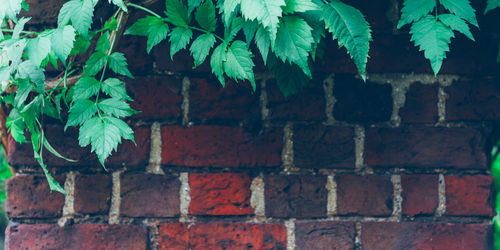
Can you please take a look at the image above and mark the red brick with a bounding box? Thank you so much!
[22,0,65,25]
[445,175,494,217]
[120,173,180,217]
[5,224,148,249]
[189,78,260,123]
[336,174,393,216]
[154,42,211,73]
[159,222,287,249]
[401,175,438,216]
[293,125,355,169]
[6,175,65,218]
[117,36,154,75]
[365,127,487,169]
[400,83,439,123]
[265,175,327,218]
[189,173,253,215]
[295,221,355,249]
[362,222,493,250]
[332,75,393,123]
[161,126,282,167]
[107,126,150,168]
[267,79,326,122]
[126,76,182,121]
[74,174,111,214]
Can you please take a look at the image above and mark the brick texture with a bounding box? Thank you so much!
[74,174,112,214]
[295,221,356,250]
[445,175,494,217]
[400,82,439,123]
[401,175,438,216]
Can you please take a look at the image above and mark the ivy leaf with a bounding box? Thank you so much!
[190,33,216,68]
[210,43,227,86]
[25,36,51,67]
[397,0,436,29]
[83,51,108,76]
[240,0,285,43]
[283,0,318,14]
[224,40,255,90]
[108,52,133,78]
[322,0,372,81]
[66,99,98,129]
[188,0,203,14]
[165,0,190,27]
[110,0,127,11]
[440,0,478,27]
[485,0,500,14]
[168,27,193,59]
[79,116,122,167]
[98,98,135,118]
[72,76,101,100]
[410,16,454,76]
[102,78,131,100]
[58,0,95,36]
[51,25,76,63]
[254,26,270,64]
[125,16,169,53]
[274,16,313,77]
[273,61,311,98]
[195,0,216,32]
[439,14,474,41]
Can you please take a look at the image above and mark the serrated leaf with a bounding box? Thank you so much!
[274,61,310,98]
[6,109,27,143]
[72,76,101,100]
[96,32,111,53]
[25,36,51,67]
[78,116,100,147]
[124,16,154,36]
[274,16,313,77]
[58,0,95,36]
[440,0,478,27]
[225,17,243,42]
[224,40,255,90]
[242,20,258,44]
[110,0,127,11]
[221,0,240,25]
[168,27,193,59]
[104,116,134,141]
[12,17,30,39]
[43,137,77,162]
[51,25,76,63]
[322,0,371,80]
[188,0,203,13]
[98,98,135,117]
[410,16,454,76]
[210,43,226,86]
[485,0,500,14]
[17,60,45,87]
[439,14,474,41]
[66,99,98,129]
[240,0,285,43]
[108,52,133,78]
[102,78,131,100]
[283,0,318,14]
[146,17,169,53]
[14,79,32,108]
[80,116,122,166]
[195,0,216,32]
[397,0,436,29]
[70,36,91,57]
[1,0,23,21]
[165,0,190,27]
[83,51,108,76]
[254,25,270,64]
[190,33,216,68]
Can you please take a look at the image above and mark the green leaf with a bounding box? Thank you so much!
[51,25,76,63]
[210,43,227,86]
[190,33,216,68]
[12,17,30,39]
[274,16,313,77]
[78,116,100,147]
[322,0,372,80]
[104,116,134,141]
[146,17,169,53]
[242,20,259,44]
[397,0,436,29]
[58,0,95,36]
[485,0,500,14]
[96,32,111,53]
[188,0,203,13]
[240,0,285,43]
[14,79,32,108]
[124,16,152,36]
[225,17,243,42]
[72,76,101,100]
[224,40,255,90]
[440,0,478,27]
[283,0,318,14]
[102,78,131,100]
[79,116,123,166]
[83,51,108,76]
[410,16,454,76]
[98,98,135,118]
[254,25,270,64]
[165,0,190,27]
[168,27,193,59]
[17,60,45,87]
[221,0,240,25]
[1,0,23,21]
[25,36,52,67]
[273,61,310,98]
[108,52,133,78]
[104,17,118,31]
[439,14,474,41]
[6,109,27,143]
[195,0,216,32]
[43,137,77,162]
[70,36,91,57]
[66,99,98,129]
[110,0,127,11]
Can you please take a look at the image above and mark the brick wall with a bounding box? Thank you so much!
[4,0,500,249]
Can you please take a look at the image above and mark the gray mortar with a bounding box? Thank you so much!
[354,125,367,172]
[260,79,270,126]
[326,175,337,216]
[109,171,122,224]
[179,172,191,222]
[181,77,191,125]
[250,175,266,219]
[323,74,336,124]
[146,122,164,174]
[436,174,447,216]
[285,219,296,250]
[391,175,402,222]
[58,172,75,227]
[355,221,362,249]
[282,122,295,173]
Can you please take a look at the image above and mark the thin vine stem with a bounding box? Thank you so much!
[127,3,162,18]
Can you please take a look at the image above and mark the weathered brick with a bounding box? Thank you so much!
[293,125,355,169]
[365,127,487,169]
[265,175,327,218]
[74,174,111,214]
[161,126,282,167]
[400,83,439,123]
[189,173,253,215]
[332,75,393,123]
[22,0,65,25]
[127,76,182,121]
[120,173,180,217]
[6,175,65,218]
[336,174,393,216]
[295,221,355,250]
[154,43,211,73]
[362,222,493,250]
[159,222,287,249]
[5,224,148,249]
[267,79,326,122]
[445,175,494,217]
[401,175,438,216]
[189,78,260,123]
[116,36,154,75]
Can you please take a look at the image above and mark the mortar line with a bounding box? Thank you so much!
[109,170,122,224]
[391,175,402,222]
[323,74,335,124]
[259,79,270,127]
[436,174,446,216]
[437,85,447,124]
[146,219,161,250]
[285,219,296,250]
[355,221,362,250]
[327,174,337,216]
[146,122,164,174]
[181,77,191,126]
[58,171,75,227]
[354,125,365,172]
[250,174,265,220]
[179,172,191,222]
[282,122,295,173]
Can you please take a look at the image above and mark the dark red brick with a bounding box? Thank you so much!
[107,126,150,168]
[401,175,438,216]
[127,76,182,121]
[445,175,494,217]
[267,79,326,122]
[154,42,211,73]
[362,222,493,250]
[189,173,253,215]
[161,126,282,167]
[74,174,111,214]
[446,78,500,121]
[189,78,260,123]
[265,175,327,218]
[400,83,439,123]
[336,174,393,216]
[6,175,65,218]
[22,0,65,25]
[159,222,287,249]
[295,221,355,250]
[332,75,393,123]
[365,127,487,169]
[117,36,154,75]
[5,224,148,249]
[120,173,180,217]
[294,125,355,169]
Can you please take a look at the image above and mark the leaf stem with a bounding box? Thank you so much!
[189,26,224,42]
[127,3,162,18]
[1,29,37,35]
